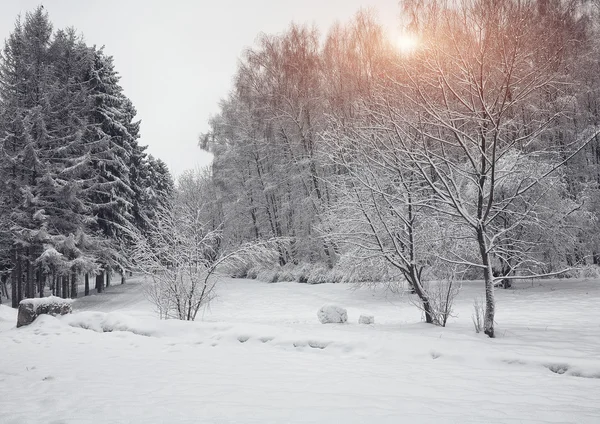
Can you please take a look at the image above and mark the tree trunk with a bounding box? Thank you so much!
[96,271,104,294]
[62,275,68,299]
[56,275,62,298]
[405,268,434,324]
[477,226,495,338]
[106,272,111,288]
[70,273,77,299]
[121,274,126,284]
[11,274,17,308]
[37,268,43,297]
[0,275,8,303]
[16,254,22,305]
[11,248,20,308]
[28,256,35,298]
[25,252,32,299]
[421,297,434,324]
[84,274,90,296]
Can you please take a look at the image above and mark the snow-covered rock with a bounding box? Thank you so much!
[359,315,374,325]
[317,304,347,324]
[17,296,73,328]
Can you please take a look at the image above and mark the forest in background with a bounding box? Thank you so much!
[199,0,600,337]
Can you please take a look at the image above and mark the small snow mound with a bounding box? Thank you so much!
[17,296,73,328]
[317,304,347,324]
[64,311,152,336]
[358,315,374,325]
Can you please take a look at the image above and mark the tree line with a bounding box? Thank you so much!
[202,0,600,337]
[0,7,173,307]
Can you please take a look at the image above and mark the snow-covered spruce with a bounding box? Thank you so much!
[317,305,347,324]
[359,315,374,325]
[17,296,73,328]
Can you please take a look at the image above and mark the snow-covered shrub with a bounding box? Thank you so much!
[228,262,252,279]
[248,262,363,285]
[422,278,461,327]
[132,189,280,320]
[472,298,484,333]
[332,253,406,290]
[294,263,312,283]
[246,266,259,280]
[307,264,330,285]
[359,315,374,325]
[276,264,298,282]
[17,296,73,327]
[257,268,280,283]
[573,265,600,279]
[317,304,348,324]
[143,269,217,321]
[327,267,346,284]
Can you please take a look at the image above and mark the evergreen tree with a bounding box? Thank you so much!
[0,6,170,304]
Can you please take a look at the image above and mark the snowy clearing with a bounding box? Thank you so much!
[1,277,600,423]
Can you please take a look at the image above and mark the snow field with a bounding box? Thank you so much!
[0,276,599,423]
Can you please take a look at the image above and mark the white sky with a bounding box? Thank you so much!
[0,0,400,177]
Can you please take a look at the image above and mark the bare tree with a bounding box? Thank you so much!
[133,170,280,320]
[389,0,599,337]
[323,94,465,324]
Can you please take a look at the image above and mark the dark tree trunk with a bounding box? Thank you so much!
[62,275,68,299]
[84,274,90,296]
[0,275,4,305]
[493,264,512,289]
[106,272,111,288]
[11,252,19,308]
[28,256,35,298]
[37,268,43,297]
[11,273,17,308]
[56,275,62,298]
[405,269,433,324]
[121,274,126,284]
[96,272,104,294]
[70,273,77,299]
[24,252,32,299]
[14,250,23,307]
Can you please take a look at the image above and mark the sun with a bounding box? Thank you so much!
[396,33,419,54]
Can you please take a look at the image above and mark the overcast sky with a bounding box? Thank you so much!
[1,0,400,177]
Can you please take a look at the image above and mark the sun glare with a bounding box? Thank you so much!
[397,33,419,54]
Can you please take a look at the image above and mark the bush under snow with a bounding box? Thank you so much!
[317,304,348,324]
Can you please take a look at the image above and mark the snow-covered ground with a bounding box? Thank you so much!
[1,276,599,423]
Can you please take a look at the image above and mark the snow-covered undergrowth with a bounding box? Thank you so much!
[1,277,599,423]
